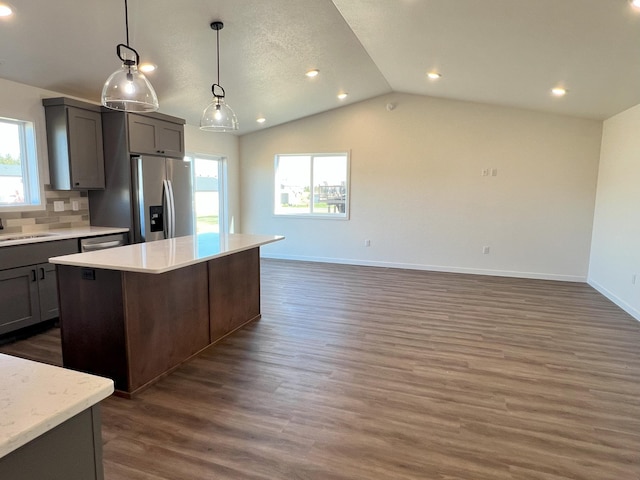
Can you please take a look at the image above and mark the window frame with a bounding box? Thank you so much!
[0,116,43,211]
[273,152,350,220]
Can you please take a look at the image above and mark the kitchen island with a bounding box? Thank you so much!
[49,233,284,397]
[0,354,113,480]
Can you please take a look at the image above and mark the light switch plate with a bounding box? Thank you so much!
[53,201,64,212]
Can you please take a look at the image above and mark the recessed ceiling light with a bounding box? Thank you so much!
[256,117,266,124]
[139,63,157,73]
[305,69,319,78]
[337,92,348,100]
[427,72,442,80]
[631,0,640,9]
[551,87,567,97]
[0,3,13,16]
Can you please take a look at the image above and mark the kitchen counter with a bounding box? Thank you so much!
[0,353,113,458]
[0,226,129,248]
[49,232,283,274]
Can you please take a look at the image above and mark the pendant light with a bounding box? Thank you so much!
[200,21,239,132]
[101,0,159,112]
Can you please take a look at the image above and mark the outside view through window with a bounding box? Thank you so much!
[0,120,25,205]
[275,153,348,217]
[192,155,224,233]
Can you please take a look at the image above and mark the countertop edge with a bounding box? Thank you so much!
[0,383,114,458]
[0,354,114,459]
[49,234,285,273]
[0,227,129,248]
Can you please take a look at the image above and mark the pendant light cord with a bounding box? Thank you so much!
[216,25,220,86]
[209,21,226,101]
[124,0,130,47]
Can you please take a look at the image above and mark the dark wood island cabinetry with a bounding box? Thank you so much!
[50,234,283,396]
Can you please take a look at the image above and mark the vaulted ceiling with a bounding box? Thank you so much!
[1,0,639,134]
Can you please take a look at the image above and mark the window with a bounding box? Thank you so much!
[186,153,228,234]
[275,153,349,218]
[0,117,41,208]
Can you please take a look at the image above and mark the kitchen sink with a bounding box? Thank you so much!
[0,233,56,242]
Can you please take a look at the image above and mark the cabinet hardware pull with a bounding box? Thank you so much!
[31,269,37,282]
[40,267,45,280]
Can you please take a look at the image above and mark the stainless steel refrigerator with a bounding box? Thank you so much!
[130,156,194,243]
[88,155,194,243]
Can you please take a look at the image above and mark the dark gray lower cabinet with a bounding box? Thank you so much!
[0,263,59,334]
[0,406,104,480]
[0,239,79,335]
[0,266,41,334]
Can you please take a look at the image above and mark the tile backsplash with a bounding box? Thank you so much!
[0,186,89,234]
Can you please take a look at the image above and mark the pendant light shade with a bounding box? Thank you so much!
[200,21,238,132]
[102,0,159,112]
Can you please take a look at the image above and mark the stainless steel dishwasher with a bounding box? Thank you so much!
[79,233,128,252]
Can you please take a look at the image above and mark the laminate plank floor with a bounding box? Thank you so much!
[2,259,640,479]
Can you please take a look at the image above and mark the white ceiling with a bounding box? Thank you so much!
[1,0,640,135]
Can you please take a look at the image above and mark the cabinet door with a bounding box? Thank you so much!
[127,115,185,158]
[155,121,184,158]
[37,263,59,321]
[127,115,158,156]
[67,107,105,189]
[0,266,41,335]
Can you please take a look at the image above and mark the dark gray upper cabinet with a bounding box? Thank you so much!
[127,114,185,158]
[43,97,105,190]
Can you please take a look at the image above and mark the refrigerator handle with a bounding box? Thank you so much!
[132,156,145,243]
[162,179,171,239]
[167,180,176,238]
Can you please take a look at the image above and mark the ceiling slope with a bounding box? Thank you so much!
[332,0,640,120]
[1,0,639,134]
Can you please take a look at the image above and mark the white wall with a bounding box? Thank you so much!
[588,104,640,320]
[240,92,602,281]
[184,125,240,232]
[0,77,60,189]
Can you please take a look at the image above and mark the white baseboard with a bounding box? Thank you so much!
[588,278,640,321]
[259,253,587,282]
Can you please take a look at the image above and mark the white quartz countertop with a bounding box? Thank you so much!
[0,226,129,248]
[0,354,114,458]
[49,232,284,274]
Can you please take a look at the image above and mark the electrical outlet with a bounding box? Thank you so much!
[491,168,498,177]
[483,246,490,254]
[53,201,64,212]
[72,200,79,211]
[364,239,371,247]
[481,168,489,177]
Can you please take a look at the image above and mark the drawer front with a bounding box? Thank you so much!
[0,239,80,270]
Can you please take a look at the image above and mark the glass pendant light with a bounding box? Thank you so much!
[101,0,159,112]
[200,21,238,132]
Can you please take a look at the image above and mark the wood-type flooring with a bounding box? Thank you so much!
[2,259,640,479]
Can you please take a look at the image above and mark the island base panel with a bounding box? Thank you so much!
[123,264,210,391]
[58,265,128,389]
[209,247,260,341]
